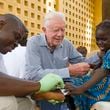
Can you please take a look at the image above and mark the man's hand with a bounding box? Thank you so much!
[39,73,64,92]
[33,91,65,101]
[68,62,90,76]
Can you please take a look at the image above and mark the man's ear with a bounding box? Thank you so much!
[42,27,46,32]
[0,20,6,29]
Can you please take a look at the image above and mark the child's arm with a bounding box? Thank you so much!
[65,68,107,95]
[79,50,110,94]
[78,68,107,92]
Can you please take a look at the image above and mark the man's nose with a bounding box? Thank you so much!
[57,30,64,36]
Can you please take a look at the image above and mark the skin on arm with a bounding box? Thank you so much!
[0,72,40,97]
[79,68,107,92]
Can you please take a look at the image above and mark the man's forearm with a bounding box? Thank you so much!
[0,72,40,97]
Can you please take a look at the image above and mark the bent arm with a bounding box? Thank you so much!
[79,68,107,92]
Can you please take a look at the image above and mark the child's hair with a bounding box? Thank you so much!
[96,20,110,33]
[77,46,87,57]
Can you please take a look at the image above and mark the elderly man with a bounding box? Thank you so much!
[25,11,90,110]
[0,14,64,110]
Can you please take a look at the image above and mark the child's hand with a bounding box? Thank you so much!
[65,83,84,95]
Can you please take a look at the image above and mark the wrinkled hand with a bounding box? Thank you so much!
[39,73,64,92]
[65,83,84,95]
[68,62,90,76]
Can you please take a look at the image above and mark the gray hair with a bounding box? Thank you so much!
[43,11,65,27]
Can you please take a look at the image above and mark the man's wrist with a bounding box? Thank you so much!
[29,82,41,99]
[68,66,72,75]
[68,66,75,76]
[37,82,41,92]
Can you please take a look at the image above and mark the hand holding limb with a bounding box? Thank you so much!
[39,73,64,92]
[68,62,90,76]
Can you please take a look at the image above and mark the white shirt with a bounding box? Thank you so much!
[0,53,7,73]
[3,45,26,78]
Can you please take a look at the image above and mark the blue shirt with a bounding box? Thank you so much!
[102,50,110,70]
[24,33,84,80]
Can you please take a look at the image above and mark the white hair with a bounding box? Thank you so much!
[43,11,65,27]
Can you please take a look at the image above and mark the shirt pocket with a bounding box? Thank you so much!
[55,57,69,68]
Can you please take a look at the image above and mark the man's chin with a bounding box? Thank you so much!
[54,42,61,46]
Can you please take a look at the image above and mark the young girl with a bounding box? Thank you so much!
[65,20,110,110]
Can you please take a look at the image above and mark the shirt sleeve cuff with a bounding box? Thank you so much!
[58,68,70,78]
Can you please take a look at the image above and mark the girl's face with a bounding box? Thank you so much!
[96,29,110,52]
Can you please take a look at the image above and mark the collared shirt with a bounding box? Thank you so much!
[24,33,84,81]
